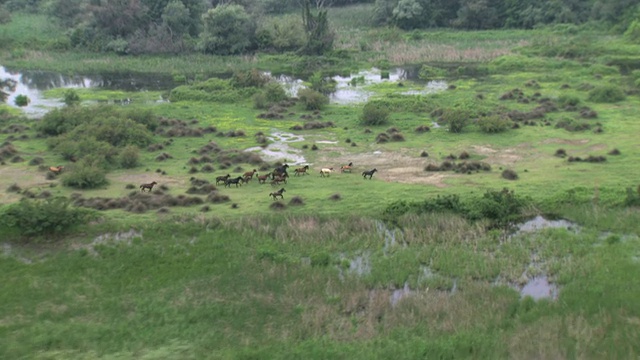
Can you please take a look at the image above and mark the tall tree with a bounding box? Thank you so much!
[300,0,334,55]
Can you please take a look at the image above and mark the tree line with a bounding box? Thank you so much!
[0,0,638,56]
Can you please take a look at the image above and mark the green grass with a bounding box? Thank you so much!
[2,17,640,359]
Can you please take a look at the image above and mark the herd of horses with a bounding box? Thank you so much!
[134,162,378,201]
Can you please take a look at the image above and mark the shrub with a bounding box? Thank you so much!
[418,65,447,81]
[441,108,472,133]
[472,188,527,228]
[64,89,81,106]
[14,94,29,107]
[119,145,140,169]
[230,69,271,88]
[61,158,109,189]
[297,88,328,110]
[360,101,390,126]
[587,85,626,103]
[477,115,511,133]
[0,197,93,238]
[501,169,518,180]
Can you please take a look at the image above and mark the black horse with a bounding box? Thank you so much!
[362,168,377,179]
[273,164,289,178]
[269,188,286,200]
[225,176,244,187]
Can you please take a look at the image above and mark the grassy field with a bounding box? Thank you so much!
[2,8,640,359]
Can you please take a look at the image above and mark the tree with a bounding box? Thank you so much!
[392,0,424,29]
[198,4,255,55]
[89,0,148,38]
[300,0,334,55]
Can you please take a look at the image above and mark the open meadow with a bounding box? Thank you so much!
[1,11,640,359]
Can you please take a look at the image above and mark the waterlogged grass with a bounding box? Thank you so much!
[1,212,639,358]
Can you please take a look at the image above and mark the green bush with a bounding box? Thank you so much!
[263,82,288,103]
[14,94,29,106]
[557,94,581,107]
[441,108,472,133]
[63,89,81,106]
[587,85,626,103]
[360,101,390,126]
[0,197,94,239]
[230,69,271,88]
[470,188,528,228]
[297,88,328,111]
[418,65,447,81]
[477,115,511,133]
[61,157,109,189]
[119,145,140,169]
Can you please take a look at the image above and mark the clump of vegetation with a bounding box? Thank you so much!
[555,149,567,158]
[555,118,591,132]
[289,196,304,206]
[477,115,512,133]
[61,158,109,189]
[587,85,626,103]
[0,197,94,239]
[360,101,390,126]
[14,94,29,107]
[297,88,328,110]
[418,65,447,81]
[415,125,430,133]
[608,148,621,155]
[64,89,81,106]
[501,169,518,180]
[440,108,472,133]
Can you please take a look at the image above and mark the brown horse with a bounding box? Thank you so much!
[294,165,310,176]
[140,181,158,192]
[49,166,64,174]
[257,172,272,184]
[270,175,287,186]
[340,162,353,173]
[243,169,258,180]
[269,188,286,200]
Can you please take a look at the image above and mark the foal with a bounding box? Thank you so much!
[362,168,377,179]
[269,188,286,200]
[140,181,158,192]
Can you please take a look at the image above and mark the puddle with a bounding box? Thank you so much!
[76,229,143,256]
[390,282,412,306]
[315,140,338,144]
[1,242,33,264]
[337,252,371,281]
[520,276,558,300]
[400,80,449,96]
[514,215,578,235]
[374,220,404,255]
[272,68,447,105]
[244,130,307,165]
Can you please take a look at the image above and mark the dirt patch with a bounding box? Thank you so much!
[315,150,451,187]
[541,138,590,145]
[471,145,522,166]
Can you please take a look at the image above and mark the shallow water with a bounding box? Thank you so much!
[514,215,578,234]
[244,130,307,165]
[520,276,558,300]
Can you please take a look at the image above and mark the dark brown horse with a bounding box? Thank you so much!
[215,174,231,185]
[294,165,310,176]
[140,181,158,192]
[270,174,288,186]
[269,188,286,200]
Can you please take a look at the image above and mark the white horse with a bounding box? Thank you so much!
[320,168,334,177]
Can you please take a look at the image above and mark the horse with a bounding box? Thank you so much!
[215,174,231,185]
[225,176,244,188]
[362,168,378,179]
[257,172,272,184]
[140,181,158,192]
[294,165,310,176]
[273,164,289,178]
[269,188,286,200]
[340,162,353,173]
[49,166,64,174]
[243,169,258,180]
[320,168,334,177]
[271,175,288,186]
